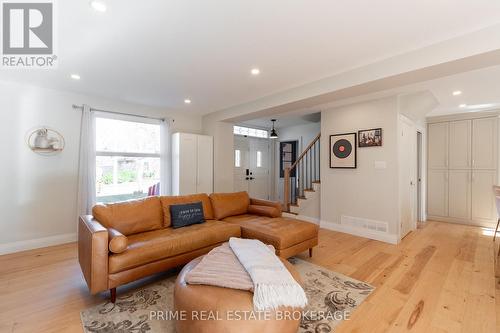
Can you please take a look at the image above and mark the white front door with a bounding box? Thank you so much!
[233,136,270,199]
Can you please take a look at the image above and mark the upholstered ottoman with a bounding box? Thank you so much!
[174,256,302,333]
[222,216,319,258]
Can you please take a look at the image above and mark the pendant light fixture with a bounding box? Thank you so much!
[270,119,278,139]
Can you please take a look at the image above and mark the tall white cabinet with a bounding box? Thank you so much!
[427,114,498,227]
[172,133,213,195]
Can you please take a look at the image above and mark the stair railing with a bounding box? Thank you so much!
[284,133,321,212]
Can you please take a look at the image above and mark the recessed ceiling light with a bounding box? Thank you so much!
[251,68,260,75]
[452,90,462,96]
[90,0,107,12]
[184,99,191,104]
[71,74,81,80]
[459,104,467,108]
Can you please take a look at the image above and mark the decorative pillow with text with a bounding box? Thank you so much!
[169,202,205,229]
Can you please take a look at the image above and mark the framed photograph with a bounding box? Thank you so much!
[358,128,382,147]
[330,133,357,168]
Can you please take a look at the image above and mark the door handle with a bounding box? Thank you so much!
[245,177,250,180]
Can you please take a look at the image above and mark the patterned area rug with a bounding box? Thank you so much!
[81,258,374,333]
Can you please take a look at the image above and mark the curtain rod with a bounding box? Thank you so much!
[72,104,169,122]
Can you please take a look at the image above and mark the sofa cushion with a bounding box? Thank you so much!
[248,205,281,218]
[170,202,205,229]
[209,191,250,219]
[92,197,163,236]
[223,215,319,250]
[108,220,241,274]
[160,194,214,227]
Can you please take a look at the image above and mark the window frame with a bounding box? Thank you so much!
[233,125,269,139]
[94,112,162,203]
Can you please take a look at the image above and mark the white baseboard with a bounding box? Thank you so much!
[0,233,77,255]
[296,215,320,224]
[320,220,399,244]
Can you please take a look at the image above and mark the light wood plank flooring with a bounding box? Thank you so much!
[0,221,498,332]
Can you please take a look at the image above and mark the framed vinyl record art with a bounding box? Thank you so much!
[330,133,357,168]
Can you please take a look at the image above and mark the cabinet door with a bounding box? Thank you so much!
[471,170,497,222]
[448,170,471,219]
[179,133,198,195]
[196,135,213,193]
[472,117,497,169]
[427,170,448,217]
[428,122,449,169]
[449,120,471,169]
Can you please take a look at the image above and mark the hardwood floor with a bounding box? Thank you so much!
[0,221,498,332]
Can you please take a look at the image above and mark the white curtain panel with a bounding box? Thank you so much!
[160,119,172,195]
[77,105,96,217]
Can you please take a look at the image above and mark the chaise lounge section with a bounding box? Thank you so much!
[78,191,319,301]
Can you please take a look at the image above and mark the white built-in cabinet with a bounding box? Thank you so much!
[427,115,498,227]
[172,132,213,195]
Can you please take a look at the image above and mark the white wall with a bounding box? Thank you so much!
[201,115,234,192]
[320,97,400,242]
[0,81,202,253]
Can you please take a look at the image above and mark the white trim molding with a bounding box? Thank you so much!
[0,233,77,255]
[320,220,399,244]
[296,215,320,224]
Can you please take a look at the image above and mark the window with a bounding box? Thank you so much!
[234,149,241,167]
[256,151,262,167]
[95,116,161,203]
[233,125,268,138]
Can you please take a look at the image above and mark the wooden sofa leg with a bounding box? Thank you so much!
[309,248,313,258]
[110,288,116,303]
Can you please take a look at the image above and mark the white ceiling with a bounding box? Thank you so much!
[422,65,500,116]
[2,1,500,115]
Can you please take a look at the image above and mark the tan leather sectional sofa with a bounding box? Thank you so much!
[78,191,319,302]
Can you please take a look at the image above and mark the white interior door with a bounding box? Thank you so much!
[427,170,449,217]
[196,135,213,193]
[448,170,471,219]
[449,120,471,169]
[428,122,449,169]
[471,170,497,223]
[399,118,417,238]
[179,133,197,195]
[472,117,498,170]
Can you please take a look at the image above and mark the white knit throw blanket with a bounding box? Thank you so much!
[228,237,308,311]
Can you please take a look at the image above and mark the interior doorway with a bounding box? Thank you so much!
[417,131,423,222]
[399,116,417,239]
[233,135,271,200]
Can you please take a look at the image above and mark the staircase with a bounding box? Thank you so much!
[284,133,320,215]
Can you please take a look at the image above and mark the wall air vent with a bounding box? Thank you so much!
[340,215,388,233]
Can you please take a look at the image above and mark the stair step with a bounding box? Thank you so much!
[284,211,298,215]
[304,188,315,192]
[312,181,321,184]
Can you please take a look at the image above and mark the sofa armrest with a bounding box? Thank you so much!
[78,215,109,294]
[108,228,128,254]
[250,198,282,216]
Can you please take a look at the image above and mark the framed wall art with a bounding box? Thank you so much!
[330,133,357,168]
[358,128,382,147]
